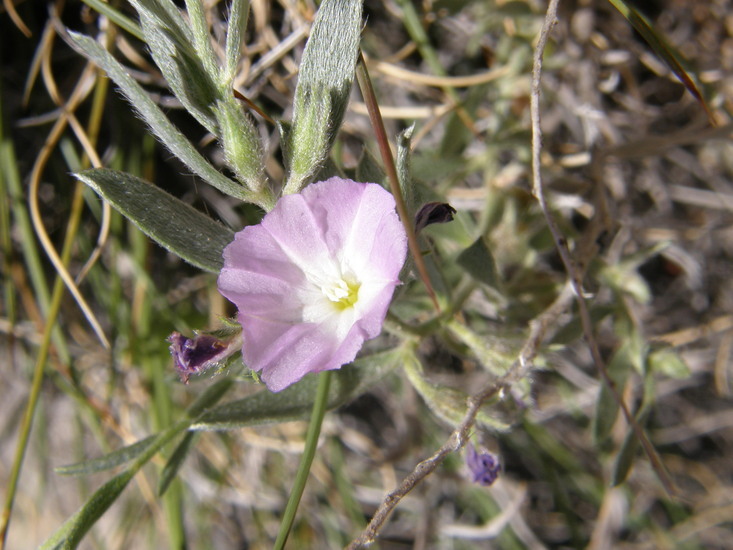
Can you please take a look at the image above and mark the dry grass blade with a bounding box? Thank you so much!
[29,23,110,348]
[366,56,510,88]
[3,0,31,37]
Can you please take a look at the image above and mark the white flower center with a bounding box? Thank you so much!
[321,276,360,310]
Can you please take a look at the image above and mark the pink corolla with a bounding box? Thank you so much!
[217,177,408,392]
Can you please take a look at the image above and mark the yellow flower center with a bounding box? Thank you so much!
[323,277,361,310]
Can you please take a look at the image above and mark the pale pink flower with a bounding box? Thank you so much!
[218,177,407,392]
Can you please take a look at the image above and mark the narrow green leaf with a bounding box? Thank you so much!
[129,0,221,134]
[39,470,137,550]
[606,0,715,123]
[77,168,234,273]
[283,0,362,193]
[56,379,234,477]
[612,402,652,486]
[396,125,415,215]
[611,427,639,486]
[41,380,233,548]
[355,148,385,186]
[66,32,250,200]
[592,342,634,444]
[56,436,157,476]
[457,236,501,289]
[159,432,197,496]
[551,305,615,346]
[80,0,143,40]
[191,349,401,430]
[213,98,267,195]
[402,348,510,431]
[183,0,221,83]
[446,319,514,377]
[223,0,250,86]
[648,347,691,379]
[185,377,236,418]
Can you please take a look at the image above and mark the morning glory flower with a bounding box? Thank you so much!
[217,177,408,392]
[466,444,500,486]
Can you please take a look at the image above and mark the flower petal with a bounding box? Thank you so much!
[218,178,408,391]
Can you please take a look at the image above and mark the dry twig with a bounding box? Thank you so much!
[528,0,676,496]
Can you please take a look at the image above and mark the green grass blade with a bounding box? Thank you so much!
[81,0,143,40]
[158,432,197,496]
[606,0,715,123]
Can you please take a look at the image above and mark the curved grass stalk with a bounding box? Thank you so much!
[31,40,109,347]
[0,42,111,550]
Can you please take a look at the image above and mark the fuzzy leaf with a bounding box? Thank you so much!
[224,0,250,86]
[213,98,267,195]
[77,168,234,273]
[402,348,511,431]
[42,380,234,549]
[283,0,362,193]
[39,469,138,550]
[56,379,233,476]
[66,31,250,200]
[56,436,157,476]
[182,0,221,82]
[551,305,615,346]
[191,349,401,430]
[397,125,415,214]
[457,236,501,289]
[129,0,220,134]
[355,148,385,185]
[648,347,691,379]
[592,342,634,444]
[81,0,143,40]
[446,319,514,377]
[611,406,651,486]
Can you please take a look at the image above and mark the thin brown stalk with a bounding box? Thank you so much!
[355,52,440,312]
[528,0,676,496]
[345,260,577,548]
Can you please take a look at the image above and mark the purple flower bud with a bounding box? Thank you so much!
[168,332,230,383]
[414,202,457,233]
[466,444,500,486]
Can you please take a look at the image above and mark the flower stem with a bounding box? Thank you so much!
[273,370,332,550]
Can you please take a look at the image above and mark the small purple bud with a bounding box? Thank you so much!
[168,332,229,383]
[466,444,500,486]
[414,202,457,233]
